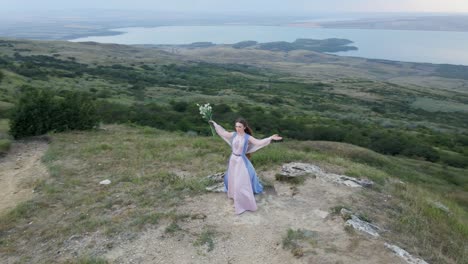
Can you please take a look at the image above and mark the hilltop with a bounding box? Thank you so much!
[0,38,467,263]
[0,124,466,263]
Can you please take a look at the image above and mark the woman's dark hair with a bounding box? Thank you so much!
[235,117,253,136]
[235,118,253,160]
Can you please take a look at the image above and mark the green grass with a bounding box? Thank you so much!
[0,119,11,154]
[0,139,11,154]
[381,183,468,264]
[193,227,217,252]
[411,97,468,113]
[282,228,318,258]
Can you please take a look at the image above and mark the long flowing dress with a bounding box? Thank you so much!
[212,122,273,214]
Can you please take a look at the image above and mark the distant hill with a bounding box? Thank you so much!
[230,38,357,52]
[314,15,468,32]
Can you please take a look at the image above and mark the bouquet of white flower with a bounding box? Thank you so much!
[197,103,215,136]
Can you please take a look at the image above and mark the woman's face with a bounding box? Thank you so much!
[235,122,245,134]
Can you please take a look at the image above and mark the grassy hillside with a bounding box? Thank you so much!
[0,124,466,263]
[1,38,467,168]
[0,37,467,262]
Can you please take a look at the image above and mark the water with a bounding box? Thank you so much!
[70,25,468,65]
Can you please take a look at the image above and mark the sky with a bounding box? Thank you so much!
[1,0,468,14]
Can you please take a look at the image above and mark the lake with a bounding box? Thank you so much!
[70,25,468,65]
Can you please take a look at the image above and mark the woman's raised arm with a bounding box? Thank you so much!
[209,120,234,145]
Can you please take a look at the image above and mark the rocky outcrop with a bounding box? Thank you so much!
[205,162,374,192]
[279,162,374,188]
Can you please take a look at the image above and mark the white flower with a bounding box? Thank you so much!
[197,103,213,121]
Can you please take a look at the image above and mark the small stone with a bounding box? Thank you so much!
[430,200,450,214]
[343,180,362,188]
[99,179,111,185]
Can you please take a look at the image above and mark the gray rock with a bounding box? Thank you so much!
[280,162,323,177]
[205,182,225,193]
[207,172,225,182]
[384,243,429,264]
[342,180,362,188]
[99,179,111,185]
[205,172,225,192]
[281,162,374,188]
[429,200,450,214]
[345,215,381,237]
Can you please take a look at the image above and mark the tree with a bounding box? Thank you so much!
[9,88,99,139]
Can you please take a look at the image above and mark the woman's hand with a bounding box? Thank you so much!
[208,120,215,125]
[271,134,282,141]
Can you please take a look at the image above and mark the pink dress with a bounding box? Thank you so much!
[213,122,272,214]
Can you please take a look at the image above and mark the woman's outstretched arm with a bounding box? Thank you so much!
[209,120,234,145]
[246,134,282,154]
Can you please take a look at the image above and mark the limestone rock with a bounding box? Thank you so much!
[205,182,225,193]
[99,179,111,185]
[345,215,381,237]
[205,172,225,192]
[280,162,374,188]
[384,243,429,264]
[280,163,323,177]
[429,200,450,214]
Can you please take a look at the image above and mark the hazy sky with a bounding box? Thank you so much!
[1,0,468,14]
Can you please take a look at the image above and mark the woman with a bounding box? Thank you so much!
[209,118,282,214]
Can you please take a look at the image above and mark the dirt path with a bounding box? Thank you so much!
[0,140,49,215]
[105,171,405,264]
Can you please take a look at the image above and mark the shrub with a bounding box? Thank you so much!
[53,91,99,131]
[9,88,57,138]
[402,144,440,162]
[9,88,99,138]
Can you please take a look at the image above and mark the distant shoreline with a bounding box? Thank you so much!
[62,30,125,41]
[67,25,468,66]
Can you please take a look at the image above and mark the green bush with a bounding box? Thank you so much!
[9,88,99,139]
[439,152,468,168]
[402,144,440,162]
[53,91,99,131]
[9,88,57,138]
